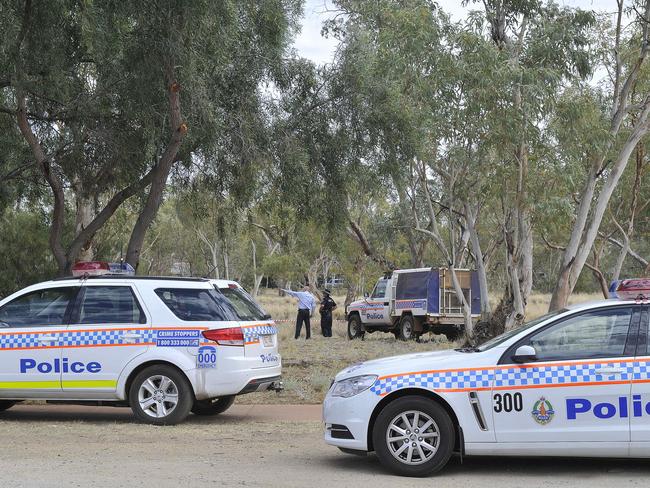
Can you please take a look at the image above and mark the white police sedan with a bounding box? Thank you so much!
[324,279,650,476]
[0,262,281,424]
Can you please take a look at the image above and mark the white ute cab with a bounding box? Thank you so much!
[0,262,281,425]
[324,279,650,476]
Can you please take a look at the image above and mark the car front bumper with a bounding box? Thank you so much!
[322,388,378,452]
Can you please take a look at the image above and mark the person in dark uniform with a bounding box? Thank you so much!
[319,289,337,337]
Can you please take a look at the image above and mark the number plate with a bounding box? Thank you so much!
[261,334,274,347]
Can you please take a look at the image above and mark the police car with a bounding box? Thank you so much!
[324,279,650,476]
[0,262,281,425]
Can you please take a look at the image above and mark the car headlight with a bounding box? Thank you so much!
[330,375,377,398]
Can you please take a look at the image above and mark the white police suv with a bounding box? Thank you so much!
[324,279,650,476]
[0,262,281,425]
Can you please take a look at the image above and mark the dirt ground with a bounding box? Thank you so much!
[1,404,649,488]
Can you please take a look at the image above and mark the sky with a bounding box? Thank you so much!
[293,0,620,65]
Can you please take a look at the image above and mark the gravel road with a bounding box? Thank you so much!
[1,404,648,488]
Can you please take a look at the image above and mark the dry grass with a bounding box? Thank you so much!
[237,290,603,405]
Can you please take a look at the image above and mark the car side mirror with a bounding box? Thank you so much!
[363,292,369,299]
[512,345,537,363]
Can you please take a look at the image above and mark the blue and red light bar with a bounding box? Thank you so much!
[616,278,650,301]
[71,261,135,277]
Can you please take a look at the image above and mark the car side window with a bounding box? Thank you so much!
[75,286,146,325]
[638,307,650,356]
[524,307,633,361]
[0,287,78,328]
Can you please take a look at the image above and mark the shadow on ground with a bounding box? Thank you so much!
[321,451,650,478]
[0,406,264,425]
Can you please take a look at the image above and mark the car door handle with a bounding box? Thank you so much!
[121,332,142,340]
[597,368,625,375]
[38,335,57,343]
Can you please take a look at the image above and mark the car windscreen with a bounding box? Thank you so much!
[216,286,271,321]
[477,309,568,351]
[155,288,238,322]
[371,279,388,299]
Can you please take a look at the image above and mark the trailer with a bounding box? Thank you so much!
[345,267,481,341]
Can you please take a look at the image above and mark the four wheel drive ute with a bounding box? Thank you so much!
[346,267,481,341]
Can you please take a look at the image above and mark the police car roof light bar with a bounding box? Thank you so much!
[616,278,650,301]
[71,261,136,277]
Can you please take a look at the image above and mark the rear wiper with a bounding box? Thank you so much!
[455,347,480,353]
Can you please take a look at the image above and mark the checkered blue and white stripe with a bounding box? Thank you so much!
[370,368,494,395]
[495,361,633,387]
[370,360,650,396]
[242,325,277,344]
[494,361,634,387]
[0,333,42,349]
[628,361,650,380]
[0,329,156,349]
[395,300,425,309]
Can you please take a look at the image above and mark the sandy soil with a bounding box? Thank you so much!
[1,404,648,488]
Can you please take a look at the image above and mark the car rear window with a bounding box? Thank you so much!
[155,288,237,322]
[216,286,270,321]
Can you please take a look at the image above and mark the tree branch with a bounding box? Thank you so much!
[599,232,648,267]
[348,219,395,270]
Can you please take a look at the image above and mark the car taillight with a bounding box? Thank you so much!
[202,327,244,346]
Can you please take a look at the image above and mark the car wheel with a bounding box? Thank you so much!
[129,365,194,425]
[398,315,415,341]
[0,401,16,412]
[373,396,455,477]
[347,315,364,339]
[191,396,235,416]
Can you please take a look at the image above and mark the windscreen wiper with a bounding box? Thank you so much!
[454,347,481,353]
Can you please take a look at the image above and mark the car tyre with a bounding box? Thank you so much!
[129,364,194,425]
[191,395,235,416]
[373,396,455,477]
[347,314,364,340]
[398,315,415,341]
[0,400,16,412]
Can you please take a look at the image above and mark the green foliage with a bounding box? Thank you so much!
[0,0,647,308]
[262,254,306,285]
[0,208,56,298]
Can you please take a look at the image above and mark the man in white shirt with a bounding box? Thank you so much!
[282,285,316,340]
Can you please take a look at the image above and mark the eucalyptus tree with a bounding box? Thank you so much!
[549,0,650,310]
[455,0,597,331]
[0,0,302,274]
[326,0,597,341]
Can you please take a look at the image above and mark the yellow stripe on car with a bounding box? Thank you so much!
[0,380,117,389]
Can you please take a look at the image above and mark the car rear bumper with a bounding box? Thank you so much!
[238,376,283,394]
[189,357,282,400]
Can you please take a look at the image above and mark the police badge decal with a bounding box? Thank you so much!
[532,397,555,425]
